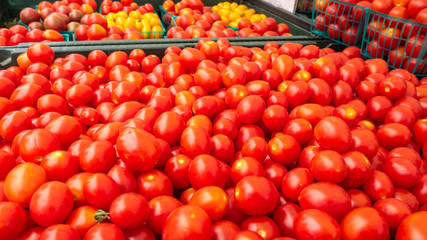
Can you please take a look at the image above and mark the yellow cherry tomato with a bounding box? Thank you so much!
[124,18,136,29]
[116,11,127,19]
[229,20,239,28]
[135,21,143,31]
[212,5,219,12]
[129,11,141,20]
[150,17,161,27]
[142,25,152,38]
[151,25,163,39]
[220,15,230,24]
[107,20,116,27]
[238,4,248,10]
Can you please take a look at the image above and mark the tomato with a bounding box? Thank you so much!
[188,186,228,221]
[83,173,120,210]
[147,196,182,234]
[377,123,411,149]
[163,205,213,240]
[108,193,150,230]
[362,170,395,202]
[181,126,211,158]
[26,43,54,65]
[210,134,235,163]
[116,127,161,172]
[410,174,427,206]
[79,140,117,173]
[179,47,207,73]
[0,202,27,240]
[268,134,300,165]
[231,231,263,240]
[237,95,266,124]
[124,226,156,240]
[10,83,44,109]
[396,211,427,240]
[222,65,246,88]
[84,223,125,240]
[294,209,341,240]
[314,116,351,153]
[0,150,15,181]
[41,150,79,182]
[309,150,347,183]
[383,157,420,188]
[234,176,279,216]
[65,205,97,237]
[240,216,280,240]
[212,220,240,240]
[19,129,61,163]
[341,207,389,240]
[45,116,82,149]
[29,181,74,227]
[373,198,411,233]
[194,68,222,92]
[4,163,47,207]
[153,111,185,146]
[339,151,371,189]
[16,227,44,240]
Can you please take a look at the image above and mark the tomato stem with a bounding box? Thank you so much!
[94,209,110,223]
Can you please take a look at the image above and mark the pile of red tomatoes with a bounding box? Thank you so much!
[0,39,427,240]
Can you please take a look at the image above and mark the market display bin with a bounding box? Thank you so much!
[296,0,313,13]
[360,10,427,76]
[0,36,340,68]
[158,0,315,37]
[311,0,369,47]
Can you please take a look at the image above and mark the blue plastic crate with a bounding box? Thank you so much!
[360,10,427,76]
[159,5,178,28]
[311,0,369,47]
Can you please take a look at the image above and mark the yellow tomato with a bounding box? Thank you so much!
[129,11,141,20]
[244,8,255,17]
[106,12,115,20]
[116,17,126,26]
[228,12,240,21]
[220,15,230,24]
[229,20,239,28]
[151,25,163,39]
[150,17,161,27]
[260,14,267,20]
[142,25,151,38]
[218,8,230,16]
[135,21,143,31]
[116,11,128,19]
[234,8,244,17]
[124,18,136,29]
[231,2,238,9]
[107,20,116,27]
[142,19,151,27]
[212,5,219,12]
[238,4,248,10]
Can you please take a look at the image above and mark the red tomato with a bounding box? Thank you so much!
[4,163,47,207]
[373,198,411,233]
[162,205,213,240]
[234,176,279,216]
[310,150,347,183]
[362,170,395,202]
[83,173,120,210]
[29,181,74,227]
[65,205,98,237]
[109,193,149,230]
[341,207,389,240]
[116,127,161,172]
[19,129,61,164]
[395,211,427,240]
[0,202,27,240]
[84,223,125,240]
[26,43,54,65]
[148,196,182,234]
[41,150,79,182]
[80,140,117,173]
[137,169,173,201]
[294,209,341,240]
[188,186,228,221]
[314,116,351,153]
[45,116,82,149]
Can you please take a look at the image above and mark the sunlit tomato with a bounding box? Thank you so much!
[377,123,411,149]
[362,170,395,202]
[294,209,341,240]
[65,205,97,237]
[234,176,279,216]
[281,168,314,203]
[310,150,347,183]
[26,43,54,65]
[45,116,82,149]
[4,163,47,207]
[163,205,213,240]
[84,223,125,240]
[181,126,211,158]
[29,181,74,227]
[268,134,300,165]
[339,151,371,189]
[153,111,185,146]
[341,207,389,240]
[0,202,27,240]
[84,173,120,210]
[109,193,150,230]
[147,196,182,235]
[188,186,228,222]
[41,150,79,182]
[116,127,161,172]
[314,116,351,153]
[299,182,351,222]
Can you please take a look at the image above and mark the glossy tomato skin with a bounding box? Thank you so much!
[116,128,161,172]
[314,116,351,153]
[395,211,427,240]
[162,205,213,240]
[84,223,126,240]
[0,202,27,240]
[30,181,74,227]
[65,205,98,238]
[341,207,389,240]
[281,168,314,203]
[137,169,173,201]
[109,193,150,230]
[39,224,80,240]
[188,154,225,190]
[148,196,182,235]
[83,173,120,210]
[4,163,47,207]
[294,209,341,240]
[299,182,351,222]
[235,176,279,216]
[373,198,411,233]
[309,150,347,183]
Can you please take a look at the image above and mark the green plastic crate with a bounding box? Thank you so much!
[360,10,427,76]
[296,0,313,13]
[311,0,369,47]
